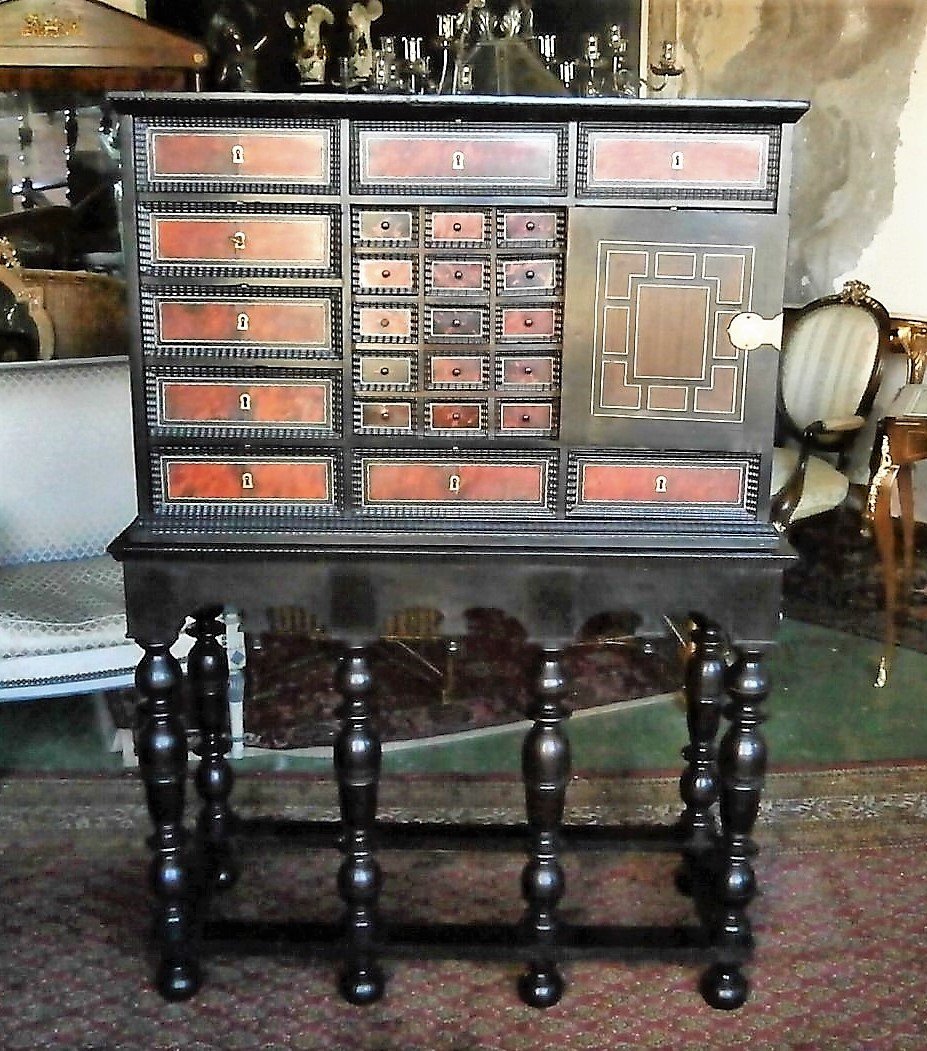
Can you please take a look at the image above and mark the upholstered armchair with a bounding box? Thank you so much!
[0,357,245,760]
[770,280,891,527]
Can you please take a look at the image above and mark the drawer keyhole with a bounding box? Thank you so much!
[451,151,466,171]
[241,471,255,490]
[671,151,684,170]
[231,144,245,165]
[448,473,462,493]
[654,475,669,494]
[230,231,247,251]
[239,392,252,412]
[236,311,250,331]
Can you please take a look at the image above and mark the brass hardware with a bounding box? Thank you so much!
[521,413,531,422]
[0,237,19,269]
[523,365,533,374]
[452,318,461,328]
[451,151,465,170]
[866,434,897,519]
[525,269,535,279]
[671,150,684,170]
[839,279,871,306]
[654,475,668,494]
[448,473,461,492]
[451,412,461,421]
[241,471,255,490]
[525,220,536,231]
[238,393,252,412]
[230,231,247,251]
[380,409,390,420]
[451,367,461,377]
[231,144,245,165]
[379,366,390,375]
[523,317,534,327]
[380,317,390,327]
[381,268,391,278]
[454,270,463,280]
[452,222,462,232]
[380,219,391,230]
[22,14,81,37]
[236,311,250,331]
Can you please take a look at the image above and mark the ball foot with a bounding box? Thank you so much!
[699,963,749,1010]
[339,964,385,1006]
[156,958,201,1002]
[518,967,564,1008]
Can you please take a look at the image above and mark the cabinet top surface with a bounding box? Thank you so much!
[109,91,809,125]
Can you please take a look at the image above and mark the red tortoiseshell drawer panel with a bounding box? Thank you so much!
[144,211,333,271]
[157,456,338,512]
[426,402,486,434]
[146,128,334,187]
[155,378,335,431]
[354,258,417,294]
[427,259,488,295]
[426,211,488,245]
[427,355,487,387]
[498,355,558,388]
[353,126,567,194]
[357,401,415,432]
[578,127,778,204]
[155,298,332,350]
[499,211,561,244]
[498,259,559,295]
[498,307,559,342]
[498,402,555,435]
[354,305,416,342]
[357,455,556,515]
[567,454,759,520]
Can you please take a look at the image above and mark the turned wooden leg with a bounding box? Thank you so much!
[518,648,572,1008]
[677,617,725,894]
[700,647,769,1011]
[188,608,238,892]
[898,464,916,615]
[135,638,199,1001]
[334,647,384,1005]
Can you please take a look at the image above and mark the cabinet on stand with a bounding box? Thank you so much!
[109,92,807,1009]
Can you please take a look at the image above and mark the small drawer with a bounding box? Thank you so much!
[425,307,486,341]
[354,257,417,294]
[358,455,555,514]
[354,304,416,343]
[146,211,333,271]
[354,126,566,194]
[568,454,757,519]
[498,355,558,388]
[427,354,487,387]
[153,297,332,352]
[145,127,334,188]
[498,306,559,342]
[355,209,416,244]
[427,258,488,295]
[357,400,414,432]
[158,456,337,511]
[356,354,415,388]
[155,376,335,432]
[426,210,488,245]
[498,259,558,295]
[426,402,486,434]
[498,211,561,245]
[498,401,555,436]
[578,127,776,203]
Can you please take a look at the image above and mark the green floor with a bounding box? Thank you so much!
[1,618,925,777]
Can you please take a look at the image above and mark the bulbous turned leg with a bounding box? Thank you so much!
[334,647,385,1006]
[518,649,572,1008]
[676,617,725,896]
[188,608,238,892]
[700,647,770,1011]
[135,637,199,1001]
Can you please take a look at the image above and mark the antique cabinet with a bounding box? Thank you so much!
[110,93,807,1011]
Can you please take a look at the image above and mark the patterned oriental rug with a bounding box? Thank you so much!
[1,764,925,1049]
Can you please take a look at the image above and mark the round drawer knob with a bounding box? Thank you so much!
[381,268,391,278]
[380,220,391,230]
[521,413,531,422]
[453,222,462,232]
[523,366,533,375]
[380,410,391,420]
[380,317,390,328]
[452,318,461,328]
[525,269,535,280]
[525,220,536,231]
[451,412,461,421]
[451,367,462,377]
[454,270,464,280]
[379,366,390,376]
[523,317,534,328]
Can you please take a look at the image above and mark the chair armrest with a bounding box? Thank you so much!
[804,415,865,438]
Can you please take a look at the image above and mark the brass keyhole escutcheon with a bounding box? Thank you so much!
[448,473,462,492]
[241,471,255,490]
[230,231,247,251]
[238,392,252,412]
[654,475,669,494]
[231,144,245,165]
[236,312,250,331]
[451,151,465,170]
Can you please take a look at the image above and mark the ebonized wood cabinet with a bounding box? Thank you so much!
[109,92,807,1011]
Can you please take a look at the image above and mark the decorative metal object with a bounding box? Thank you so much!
[285,4,335,86]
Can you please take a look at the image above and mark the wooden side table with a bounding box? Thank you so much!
[868,384,927,685]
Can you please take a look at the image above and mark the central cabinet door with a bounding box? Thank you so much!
[560,208,786,455]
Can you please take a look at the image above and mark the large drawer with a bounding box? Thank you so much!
[353,124,567,195]
[141,124,336,191]
[155,454,339,514]
[139,205,337,276]
[578,125,779,206]
[148,370,339,437]
[356,454,556,516]
[144,293,337,356]
[567,453,759,519]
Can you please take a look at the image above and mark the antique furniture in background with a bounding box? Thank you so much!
[110,91,807,1011]
[770,280,891,526]
[868,384,927,687]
